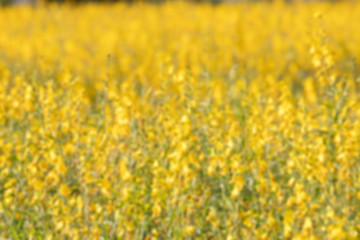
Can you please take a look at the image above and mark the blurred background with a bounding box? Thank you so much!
[0,0,342,6]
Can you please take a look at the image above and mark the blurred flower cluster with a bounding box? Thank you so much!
[0,1,360,239]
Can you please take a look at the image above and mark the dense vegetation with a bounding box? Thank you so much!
[0,1,359,239]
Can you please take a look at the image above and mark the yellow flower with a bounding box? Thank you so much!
[59,184,71,197]
[303,217,313,232]
[185,225,195,236]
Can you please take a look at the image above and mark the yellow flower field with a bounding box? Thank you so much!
[0,1,360,239]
